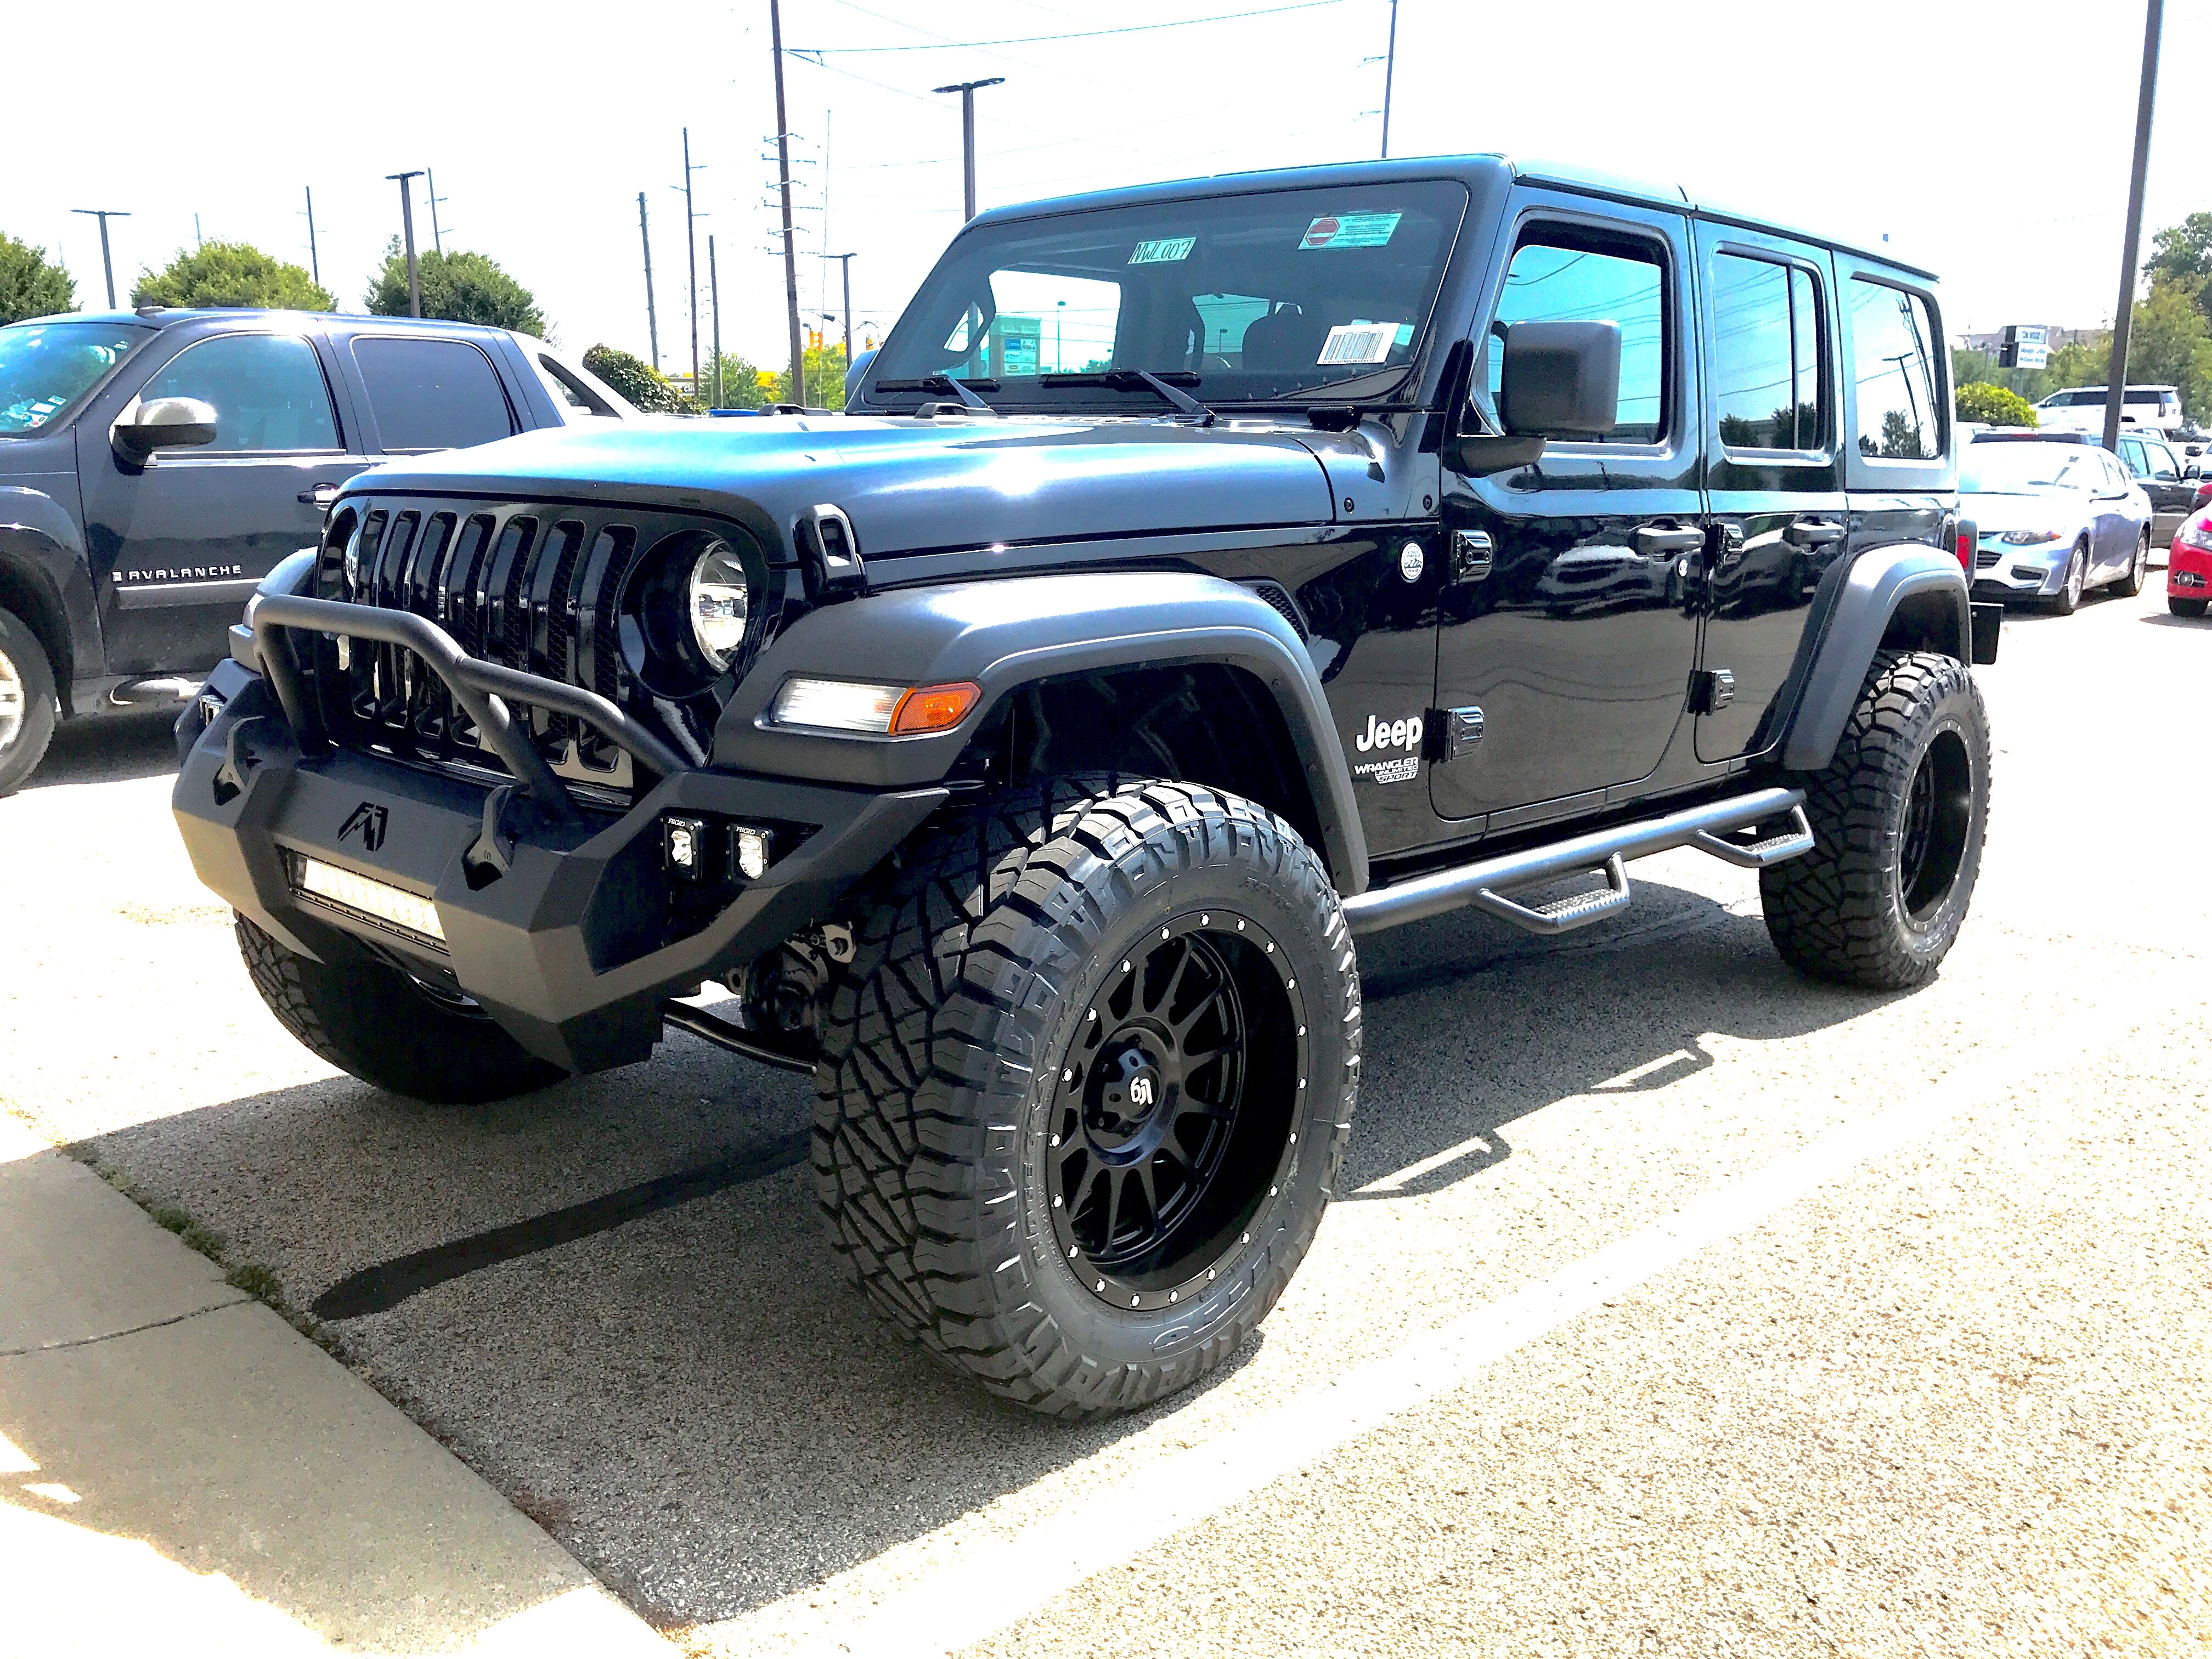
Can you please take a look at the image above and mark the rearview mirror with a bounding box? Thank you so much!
[112,397,218,464]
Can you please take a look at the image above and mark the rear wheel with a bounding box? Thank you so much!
[2047,543,2087,615]
[814,777,1359,1418]
[0,610,59,796]
[236,916,568,1103]
[1760,651,1989,990]
[2113,530,2151,598]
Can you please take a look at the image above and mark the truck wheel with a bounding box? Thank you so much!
[0,610,59,797]
[2171,597,2208,619]
[1760,651,1989,991]
[2112,531,2150,598]
[235,916,568,1103]
[815,777,1359,1418]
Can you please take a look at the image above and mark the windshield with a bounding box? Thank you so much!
[863,181,1468,411]
[1961,441,2103,494]
[0,320,149,435]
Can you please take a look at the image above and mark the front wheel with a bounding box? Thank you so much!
[236,917,569,1102]
[1760,651,1990,990]
[2113,531,2151,598]
[814,778,1359,1418]
[0,609,59,796]
[2048,543,2087,615]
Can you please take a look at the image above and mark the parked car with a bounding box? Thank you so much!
[2169,506,2212,617]
[2034,383,2184,436]
[0,308,635,791]
[1962,432,2153,612]
[2113,430,2197,549]
[176,154,1997,1419]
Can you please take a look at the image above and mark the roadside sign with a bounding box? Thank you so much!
[1999,324,2048,370]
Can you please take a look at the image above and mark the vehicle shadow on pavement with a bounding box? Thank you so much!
[65,877,1901,1628]
[21,713,180,791]
[2139,611,2210,629]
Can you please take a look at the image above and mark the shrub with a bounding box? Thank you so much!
[1955,382,2038,428]
[581,344,691,413]
[133,241,334,312]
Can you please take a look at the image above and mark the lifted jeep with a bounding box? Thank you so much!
[175,156,1997,1418]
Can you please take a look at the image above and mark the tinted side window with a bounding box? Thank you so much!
[140,334,338,453]
[1711,254,1824,451]
[353,337,516,451]
[1848,280,1939,460]
[1488,236,1666,443]
[2147,442,2179,481]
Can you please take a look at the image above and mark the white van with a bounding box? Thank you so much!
[2034,384,2184,435]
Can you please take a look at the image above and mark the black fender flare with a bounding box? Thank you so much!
[0,486,98,702]
[1780,544,1970,773]
[712,570,1369,893]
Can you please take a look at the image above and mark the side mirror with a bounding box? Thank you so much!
[1442,320,1622,478]
[844,348,877,404]
[2187,463,2202,480]
[112,397,218,464]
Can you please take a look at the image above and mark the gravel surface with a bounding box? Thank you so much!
[2,580,2205,1656]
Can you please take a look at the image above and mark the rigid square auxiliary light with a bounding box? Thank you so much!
[661,814,775,883]
[295,857,445,943]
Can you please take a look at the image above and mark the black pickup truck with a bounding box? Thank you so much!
[0,308,631,789]
[174,156,1998,1417]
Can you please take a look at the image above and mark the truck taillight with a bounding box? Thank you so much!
[1956,531,1972,570]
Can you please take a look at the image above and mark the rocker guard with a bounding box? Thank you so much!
[173,649,945,1076]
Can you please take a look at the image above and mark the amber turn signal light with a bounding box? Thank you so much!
[889,681,981,735]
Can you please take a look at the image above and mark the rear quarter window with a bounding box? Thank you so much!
[352,336,517,452]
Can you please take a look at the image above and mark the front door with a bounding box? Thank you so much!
[1692,225,1849,762]
[80,330,369,675]
[1431,195,1702,825]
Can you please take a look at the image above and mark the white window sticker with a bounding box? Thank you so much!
[1318,323,1396,365]
[1128,237,1197,265]
[1300,211,1402,251]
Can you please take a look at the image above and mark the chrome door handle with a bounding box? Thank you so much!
[1634,524,1705,557]
[298,483,338,507]
[1784,518,1844,548]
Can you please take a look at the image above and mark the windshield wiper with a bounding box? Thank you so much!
[874,375,1000,414]
[1039,369,1215,426]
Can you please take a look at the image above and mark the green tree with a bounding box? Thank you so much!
[776,341,848,410]
[703,349,769,409]
[2146,212,2212,294]
[580,344,691,413]
[2047,280,2212,422]
[0,234,75,325]
[365,240,546,335]
[1955,381,2037,427]
[2044,336,2111,391]
[132,241,333,311]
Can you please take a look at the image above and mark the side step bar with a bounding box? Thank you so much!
[1342,787,1812,939]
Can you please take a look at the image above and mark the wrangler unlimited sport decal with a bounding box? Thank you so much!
[1351,712,1423,786]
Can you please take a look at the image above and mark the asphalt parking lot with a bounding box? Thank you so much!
[3,576,2207,1657]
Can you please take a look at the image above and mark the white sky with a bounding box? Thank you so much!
[6,0,2203,371]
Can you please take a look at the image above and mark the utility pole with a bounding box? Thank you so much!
[2103,0,2163,455]
[825,252,856,365]
[1380,0,1399,160]
[709,234,723,409]
[638,191,661,371]
[427,167,447,254]
[386,171,426,317]
[770,0,806,406]
[681,127,703,402]
[71,210,129,309]
[303,187,320,288]
[933,77,1005,222]
[194,215,204,249]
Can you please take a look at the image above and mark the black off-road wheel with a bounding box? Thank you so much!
[814,777,1360,1418]
[0,609,59,797]
[236,916,569,1103]
[1760,651,1990,990]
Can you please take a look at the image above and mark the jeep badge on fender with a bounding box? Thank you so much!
[173,153,1992,1423]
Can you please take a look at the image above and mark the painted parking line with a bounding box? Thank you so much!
[704,991,2177,1659]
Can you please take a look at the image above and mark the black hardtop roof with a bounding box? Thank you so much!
[967,153,1939,283]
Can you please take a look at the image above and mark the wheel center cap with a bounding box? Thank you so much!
[1087,1037,1172,1153]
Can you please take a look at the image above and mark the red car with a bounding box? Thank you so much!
[2171,507,2212,617]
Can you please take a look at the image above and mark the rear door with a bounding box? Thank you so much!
[344,335,520,454]
[82,328,373,675]
[1430,192,1703,826]
[1835,260,1950,610]
[1691,222,1848,762]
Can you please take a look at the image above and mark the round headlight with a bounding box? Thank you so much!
[687,540,752,669]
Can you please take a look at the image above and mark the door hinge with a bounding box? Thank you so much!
[1429,704,1486,761]
[1688,668,1736,715]
[1448,529,1494,583]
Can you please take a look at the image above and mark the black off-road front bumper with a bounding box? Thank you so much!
[174,596,945,1074]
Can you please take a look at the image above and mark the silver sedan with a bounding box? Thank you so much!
[1963,436,2154,616]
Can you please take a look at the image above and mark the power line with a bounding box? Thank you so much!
[798,0,1345,52]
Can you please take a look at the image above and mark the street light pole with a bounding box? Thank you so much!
[2102,0,2164,455]
[70,210,129,309]
[681,127,702,403]
[638,191,660,371]
[385,171,426,317]
[709,233,723,410]
[823,252,856,364]
[932,77,1005,222]
[770,0,806,407]
[427,167,446,255]
[303,187,319,288]
[1379,0,1399,160]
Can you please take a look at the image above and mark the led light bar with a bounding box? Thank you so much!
[294,857,445,943]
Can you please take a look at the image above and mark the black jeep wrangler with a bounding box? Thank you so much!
[174,157,1997,1417]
